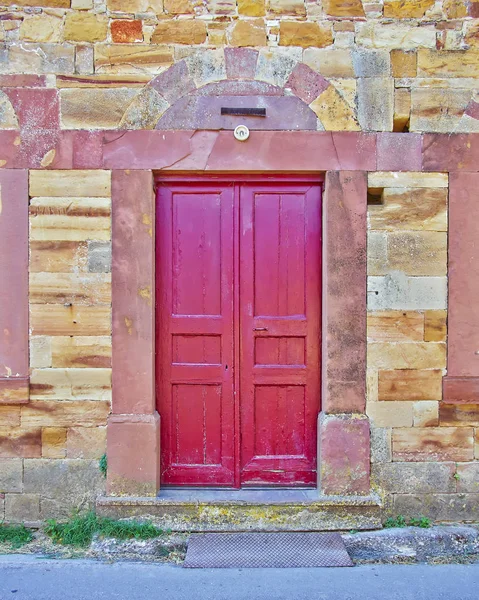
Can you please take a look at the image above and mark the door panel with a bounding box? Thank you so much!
[156,183,235,485]
[156,179,321,488]
[239,183,321,486]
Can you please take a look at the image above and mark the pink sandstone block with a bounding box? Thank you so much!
[150,60,196,105]
[331,132,377,171]
[224,47,259,80]
[0,170,29,382]
[465,100,479,121]
[107,413,160,496]
[102,131,378,172]
[422,134,479,172]
[286,63,330,105]
[322,171,367,414]
[4,88,59,131]
[0,75,47,87]
[443,377,479,404]
[377,132,422,171]
[447,172,479,377]
[319,413,370,495]
[112,170,156,415]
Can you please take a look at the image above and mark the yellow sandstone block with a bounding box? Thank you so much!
[418,49,479,78]
[20,15,62,43]
[392,427,474,461]
[30,241,89,273]
[322,0,364,17]
[279,22,333,48]
[29,273,111,305]
[424,310,447,342]
[368,342,446,370]
[367,400,414,427]
[0,406,21,427]
[95,45,174,75]
[30,368,112,401]
[67,427,106,458]
[29,198,111,242]
[238,0,265,16]
[151,20,207,44]
[367,311,425,342]
[30,171,111,197]
[390,50,417,78]
[384,0,435,18]
[30,336,52,369]
[368,172,448,188]
[231,19,267,47]
[269,0,306,15]
[368,188,448,232]
[51,336,112,369]
[21,401,110,428]
[378,369,443,401]
[64,13,108,43]
[30,305,111,336]
[0,427,42,458]
[413,401,439,427]
[386,231,447,277]
[41,427,67,458]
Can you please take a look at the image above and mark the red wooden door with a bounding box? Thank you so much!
[156,182,235,485]
[156,179,321,487]
[239,183,321,486]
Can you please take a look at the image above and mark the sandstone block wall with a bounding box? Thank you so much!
[0,0,478,524]
[0,170,111,523]
[0,1,477,131]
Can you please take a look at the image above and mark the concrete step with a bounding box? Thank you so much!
[96,489,383,532]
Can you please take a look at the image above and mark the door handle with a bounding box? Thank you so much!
[253,327,268,331]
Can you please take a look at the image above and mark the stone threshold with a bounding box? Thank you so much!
[96,490,383,532]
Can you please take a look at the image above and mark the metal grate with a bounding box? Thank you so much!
[184,532,354,569]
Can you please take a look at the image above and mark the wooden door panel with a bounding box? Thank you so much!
[240,183,321,486]
[156,183,235,486]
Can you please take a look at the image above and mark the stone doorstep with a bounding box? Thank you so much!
[95,491,383,532]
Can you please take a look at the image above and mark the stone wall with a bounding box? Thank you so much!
[0,1,477,132]
[0,170,111,523]
[0,0,479,524]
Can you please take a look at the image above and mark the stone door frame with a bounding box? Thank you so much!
[105,131,370,497]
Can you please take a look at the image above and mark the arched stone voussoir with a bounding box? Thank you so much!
[119,46,360,132]
[309,84,360,132]
[119,85,170,130]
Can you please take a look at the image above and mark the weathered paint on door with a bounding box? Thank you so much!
[156,179,321,487]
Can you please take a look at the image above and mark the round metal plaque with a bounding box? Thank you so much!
[234,125,250,142]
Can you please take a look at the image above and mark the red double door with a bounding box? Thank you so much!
[156,178,322,488]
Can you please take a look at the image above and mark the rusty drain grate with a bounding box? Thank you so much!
[184,532,354,569]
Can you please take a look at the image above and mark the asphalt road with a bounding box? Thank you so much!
[1,556,479,600]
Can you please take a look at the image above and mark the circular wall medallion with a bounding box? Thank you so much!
[234,125,250,142]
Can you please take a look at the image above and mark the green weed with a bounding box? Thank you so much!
[409,516,431,528]
[45,512,163,548]
[99,453,107,478]
[0,524,33,548]
[384,515,407,528]
[383,515,432,529]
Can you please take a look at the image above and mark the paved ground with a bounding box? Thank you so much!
[1,556,479,600]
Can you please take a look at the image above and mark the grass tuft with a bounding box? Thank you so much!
[0,524,33,548]
[45,512,163,548]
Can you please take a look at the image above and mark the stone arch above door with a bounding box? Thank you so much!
[119,48,360,132]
